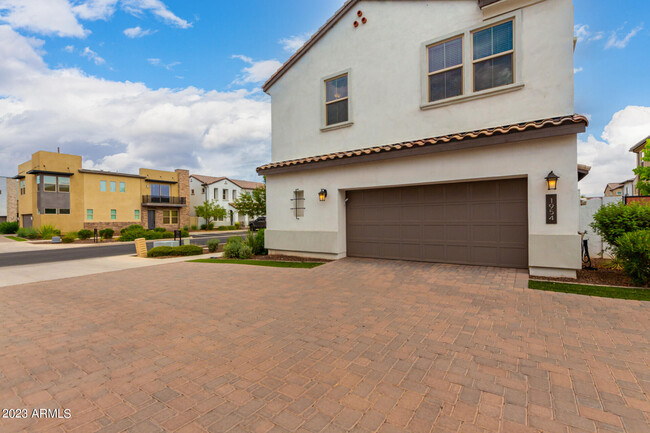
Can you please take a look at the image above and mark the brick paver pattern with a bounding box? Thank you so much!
[1,259,649,433]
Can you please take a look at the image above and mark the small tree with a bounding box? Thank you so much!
[232,186,266,218]
[633,139,650,195]
[194,200,227,227]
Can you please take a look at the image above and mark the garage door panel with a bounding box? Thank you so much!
[346,178,528,268]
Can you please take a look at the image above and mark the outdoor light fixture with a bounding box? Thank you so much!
[318,189,328,201]
[545,171,559,191]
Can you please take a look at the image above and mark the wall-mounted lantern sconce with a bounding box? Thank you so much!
[545,171,559,191]
[318,189,328,202]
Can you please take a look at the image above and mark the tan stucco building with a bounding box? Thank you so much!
[15,151,189,233]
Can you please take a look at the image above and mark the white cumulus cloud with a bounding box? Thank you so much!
[0,0,88,37]
[123,26,156,38]
[232,55,282,85]
[279,32,312,53]
[0,25,270,181]
[578,106,650,196]
[81,46,106,65]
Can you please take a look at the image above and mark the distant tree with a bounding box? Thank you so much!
[194,201,227,226]
[232,186,266,218]
[633,139,650,195]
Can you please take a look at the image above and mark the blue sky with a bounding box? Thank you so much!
[0,0,648,195]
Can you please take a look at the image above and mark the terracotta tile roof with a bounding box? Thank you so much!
[191,174,264,190]
[257,114,589,173]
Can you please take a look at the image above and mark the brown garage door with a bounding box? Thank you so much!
[346,178,528,268]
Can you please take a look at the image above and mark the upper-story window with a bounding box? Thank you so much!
[325,74,348,126]
[223,189,228,200]
[232,190,237,200]
[100,180,107,192]
[44,176,57,192]
[58,177,70,193]
[427,37,463,102]
[472,20,514,92]
[110,181,116,192]
[119,182,125,193]
[214,188,218,200]
[20,180,25,195]
[151,183,170,198]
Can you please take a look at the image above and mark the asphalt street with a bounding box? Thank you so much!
[0,233,245,268]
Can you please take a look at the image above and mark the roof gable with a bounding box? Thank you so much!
[263,0,487,93]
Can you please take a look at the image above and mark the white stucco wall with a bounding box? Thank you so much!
[268,0,575,162]
[267,135,580,274]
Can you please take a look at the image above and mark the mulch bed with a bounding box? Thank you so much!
[534,258,636,287]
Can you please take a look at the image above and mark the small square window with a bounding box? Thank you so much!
[59,209,70,215]
[111,209,116,220]
[44,208,57,214]
[325,74,349,126]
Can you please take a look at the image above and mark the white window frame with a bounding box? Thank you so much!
[420,10,523,110]
[321,69,353,132]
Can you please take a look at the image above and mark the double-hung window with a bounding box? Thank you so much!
[325,75,349,126]
[58,177,70,193]
[110,181,116,192]
[163,210,179,224]
[223,189,228,200]
[100,180,107,192]
[44,176,57,192]
[472,20,514,92]
[134,210,140,220]
[119,182,125,193]
[87,209,93,220]
[111,209,116,220]
[427,37,463,102]
[20,180,25,195]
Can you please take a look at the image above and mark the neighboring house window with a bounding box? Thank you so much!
[111,209,116,220]
[472,20,514,92]
[20,180,25,195]
[59,209,70,215]
[119,182,125,193]
[58,177,70,193]
[191,189,195,195]
[617,191,622,195]
[325,74,348,126]
[427,36,463,102]
[100,180,107,192]
[292,190,305,219]
[44,176,57,192]
[134,210,140,220]
[163,210,179,224]
[87,209,93,220]
[223,189,228,200]
[214,189,218,200]
[110,181,116,192]
[44,208,56,214]
[232,190,237,200]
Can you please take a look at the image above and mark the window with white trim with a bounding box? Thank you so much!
[427,36,463,102]
[472,20,514,92]
[325,75,348,126]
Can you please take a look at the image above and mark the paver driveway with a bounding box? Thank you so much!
[0,259,649,433]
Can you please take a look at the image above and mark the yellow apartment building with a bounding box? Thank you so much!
[15,151,189,233]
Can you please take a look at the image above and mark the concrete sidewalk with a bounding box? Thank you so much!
[0,254,220,287]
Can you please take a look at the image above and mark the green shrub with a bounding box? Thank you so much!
[191,225,198,231]
[238,244,253,259]
[99,228,114,239]
[181,229,189,238]
[234,222,241,230]
[162,231,175,239]
[154,227,167,233]
[77,229,93,240]
[591,202,650,250]
[17,227,38,239]
[0,221,19,234]
[254,229,267,255]
[616,230,650,286]
[200,224,207,230]
[147,245,203,257]
[118,227,146,241]
[38,225,60,240]
[227,236,243,244]
[62,232,77,243]
[217,225,237,231]
[207,222,215,230]
[144,230,163,240]
[223,241,241,258]
[121,224,144,235]
[207,239,220,253]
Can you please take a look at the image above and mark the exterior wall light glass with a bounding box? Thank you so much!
[545,171,559,191]
[318,189,328,201]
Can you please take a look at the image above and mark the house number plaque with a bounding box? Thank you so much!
[546,194,557,224]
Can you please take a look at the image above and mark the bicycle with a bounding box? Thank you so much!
[579,230,594,269]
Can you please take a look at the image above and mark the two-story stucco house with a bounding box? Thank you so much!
[189,175,265,227]
[258,0,588,278]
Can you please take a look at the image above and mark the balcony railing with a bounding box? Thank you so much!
[142,195,186,206]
